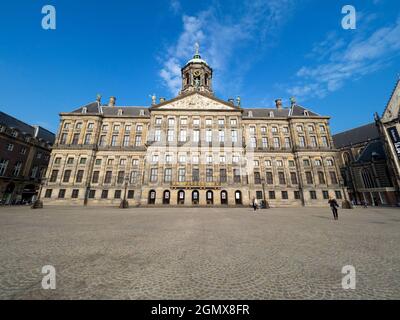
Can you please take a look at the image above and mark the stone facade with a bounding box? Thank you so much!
[0,111,55,204]
[42,50,346,207]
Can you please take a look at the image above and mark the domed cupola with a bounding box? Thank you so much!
[180,43,213,95]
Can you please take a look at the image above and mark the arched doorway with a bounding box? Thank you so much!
[206,190,214,205]
[235,190,242,205]
[192,190,199,205]
[178,190,185,205]
[221,191,228,205]
[148,190,156,205]
[163,190,170,205]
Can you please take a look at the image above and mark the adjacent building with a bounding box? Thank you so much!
[333,79,400,206]
[42,47,346,207]
[0,111,55,204]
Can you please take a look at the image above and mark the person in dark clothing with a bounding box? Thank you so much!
[252,198,257,212]
[328,198,339,220]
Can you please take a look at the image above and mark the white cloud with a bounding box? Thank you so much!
[159,0,296,96]
[287,16,400,100]
[170,0,181,14]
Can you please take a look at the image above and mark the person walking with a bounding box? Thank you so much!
[328,197,339,220]
[252,198,257,212]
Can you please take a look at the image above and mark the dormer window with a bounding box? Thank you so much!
[304,110,309,116]
[140,109,145,116]
[118,109,123,116]
[82,107,87,114]
[269,111,274,117]
[248,111,253,118]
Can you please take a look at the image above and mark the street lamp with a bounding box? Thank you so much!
[31,177,47,209]
[260,178,270,209]
[119,173,130,209]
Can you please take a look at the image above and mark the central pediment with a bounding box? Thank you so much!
[151,92,239,111]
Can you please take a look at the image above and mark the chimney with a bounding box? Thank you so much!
[108,96,116,107]
[275,99,283,109]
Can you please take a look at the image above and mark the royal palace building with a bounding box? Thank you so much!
[42,47,346,207]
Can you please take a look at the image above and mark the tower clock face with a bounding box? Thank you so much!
[193,70,202,77]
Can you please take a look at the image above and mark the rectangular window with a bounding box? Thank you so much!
[72,133,80,145]
[155,129,161,142]
[101,190,109,199]
[219,130,225,142]
[45,189,53,198]
[167,130,174,142]
[168,118,175,126]
[88,190,96,199]
[79,158,87,165]
[318,171,326,184]
[63,170,71,183]
[231,130,238,143]
[155,117,162,125]
[50,170,59,182]
[114,190,121,199]
[92,171,99,183]
[233,169,241,183]
[256,191,263,200]
[262,137,268,148]
[117,171,125,184]
[273,137,280,148]
[130,170,138,183]
[150,168,158,182]
[294,191,301,200]
[58,189,66,199]
[330,171,338,184]
[76,170,84,183]
[206,168,213,182]
[278,172,286,185]
[193,118,200,126]
[179,130,187,142]
[306,172,313,184]
[206,130,212,143]
[135,135,142,146]
[310,191,317,200]
[220,169,227,183]
[310,136,317,148]
[335,191,342,199]
[99,135,106,146]
[123,135,130,146]
[299,136,305,147]
[60,133,68,144]
[269,191,276,199]
[136,124,143,132]
[192,168,200,182]
[104,171,112,184]
[250,137,257,148]
[290,172,298,185]
[282,191,288,200]
[266,172,273,185]
[321,136,328,147]
[84,134,92,145]
[111,135,118,146]
[284,137,291,149]
[71,189,79,198]
[164,168,172,182]
[178,168,186,182]
[254,172,261,184]
[230,118,237,126]
[127,190,134,199]
[193,130,200,142]
[323,190,329,199]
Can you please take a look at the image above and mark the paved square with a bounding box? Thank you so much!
[0,206,399,299]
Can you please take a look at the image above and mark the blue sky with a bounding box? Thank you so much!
[0,0,399,134]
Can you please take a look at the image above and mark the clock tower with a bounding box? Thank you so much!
[180,43,213,96]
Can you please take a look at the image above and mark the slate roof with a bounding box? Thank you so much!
[0,111,55,144]
[332,122,380,148]
[355,140,386,163]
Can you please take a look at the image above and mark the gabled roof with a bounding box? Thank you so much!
[101,106,149,117]
[332,122,380,148]
[381,78,400,122]
[290,105,320,117]
[242,108,290,118]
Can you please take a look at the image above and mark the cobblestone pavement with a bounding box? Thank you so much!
[0,205,399,300]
